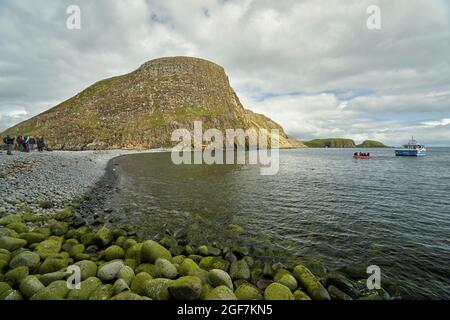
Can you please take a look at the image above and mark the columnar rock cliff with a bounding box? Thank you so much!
[2,57,305,150]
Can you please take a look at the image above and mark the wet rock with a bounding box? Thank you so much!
[94,227,113,247]
[130,272,153,296]
[67,277,102,300]
[168,276,202,300]
[0,236,27,251]
[230,259,250,281]
[293,265,330,301]
[155,258,177,279]
[104,245,125,261]
[209,269,233,289]
[293,289,312,300]
[328,285,353,300]
[5,266,29,286]
[235,282,263,300]
[143,278,173,300]
[118,265,135,285]
[74,260,98,281]
[19,275,45,298]
[97,260,124,282]
[205,285,237,300]
[9,251,40,270]
[141,240,172,263]
[264,283,294,300]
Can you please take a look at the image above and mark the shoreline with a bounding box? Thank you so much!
[0,149,393,300]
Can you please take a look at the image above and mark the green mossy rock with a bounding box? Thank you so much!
[209,269,233,289]
[326,272,357,297]
[39,255,71,274]
[172,255,186,265]
[80,233,96,246]
[6,222,28,234]
[264,283,294,300]
[39,271,69,286]
[9,251,40,270]
[169,276,202,300]
[143,278,173,300]
[293,265,330,300]
[0,236,27,251]
[0,227,19,238]
[112,291,149,300]
[328,285,353,300]
[135,263,155,276]
[293,289,312,300]
[230,259,250,280]
[235,282,263,300]
[277,273,298,292]
[32,227,51,237]
[74,260,98,281]
[179,258,200,276]
[155,258,178,279]
[205,285,237,300]
[104,245,125,261]
[123,239,138,252]
[50,221,69,236]
[19,232,47,244]
[68,244,85,257]
[124,258,137,270]
[141,240,172,263]
[115,236,127,248]
[112,278,130,295]
[89,284,114,300]
[0,260,8,273]
[67,277,102,300]
[199,256,228,271]
[19,275,45,298]
[0,214,23,225]
[5,266,29,286]
[130,272,153,296]
[0,282,12,295]
[0,289,23,300]
[36,280,70,299]
[97,260,124,282]
[125,243,142,264]
[94,227,113,247]
[357,292,383,300]
[198,245,209,256]
[34,238,62,259]
[118,265,135,285]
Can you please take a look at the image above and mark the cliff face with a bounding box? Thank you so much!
[2,57,304,150]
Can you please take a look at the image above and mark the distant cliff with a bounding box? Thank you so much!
[2,57,304,150]
[304,138,386,148]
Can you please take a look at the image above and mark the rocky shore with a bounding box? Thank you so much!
[0,150,392,300]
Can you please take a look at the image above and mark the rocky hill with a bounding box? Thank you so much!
[303,138,356,148]
[2,57,304,150]
[356,140,387,148]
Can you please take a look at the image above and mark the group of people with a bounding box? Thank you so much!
[354,152,371,157]
[2,134,46,155]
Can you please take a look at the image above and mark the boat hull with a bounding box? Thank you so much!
[395,149,427,156]
[353,156,372,159]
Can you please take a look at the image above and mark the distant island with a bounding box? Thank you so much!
[303,138,387,148]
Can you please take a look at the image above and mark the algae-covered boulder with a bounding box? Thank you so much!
[130,272,153,296]
[277,273,298,292]
[50,221,69,236]
[125,243,142,264]
[141,240,172,263]
[89,284,114,300]
[205,285,237,300]
[264,283,294,300]
[293,289,311,300]
[39,255,71,274]
[118,265,135,285]
[112,291,149,300]
[230,259,250,280]
[199,256,228,271]
[179,258,200,276]
[328,285,353,300]
[68,244,85,258]
[154,258,177,279]
[31,280,69,300]
[168,276,202,300]
[74,260,98,281]
[0,289,23,300]
[6,222,28,234]
[0,282,12,296]
[39,271,68,286]
[143,278,173,300]
[0,227,19,238]
[235,282,263,300]
[113,278,130,295]
[19,275,45,298]
[135,263,155,276]
[326,272,357,297]
[5,266,29,286]
[209,269,233,290]
[9,250,40,270]
[104,245,125,261]
[67,277,102,300]
[34,238,62,259]
[97,260,124,282]
[0,236,27,251]
[94,227,113,247]
[293,265,330,300]
[19,232,47,244]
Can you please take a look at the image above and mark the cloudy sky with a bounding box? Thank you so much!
[1,0,449,146]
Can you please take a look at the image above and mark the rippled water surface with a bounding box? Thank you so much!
[109,148,450,299]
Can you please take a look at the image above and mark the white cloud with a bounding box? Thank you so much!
[0,0,449,145]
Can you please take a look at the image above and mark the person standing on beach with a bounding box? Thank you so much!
[37,136,46,152]
[29,136,36,152]
[23,135,30,152]
[3,135,15,155]
[16,135,23,151]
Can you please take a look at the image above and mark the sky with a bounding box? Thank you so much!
[0,0,449,146]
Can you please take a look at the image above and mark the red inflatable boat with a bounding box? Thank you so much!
[353,155,372,159]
